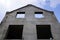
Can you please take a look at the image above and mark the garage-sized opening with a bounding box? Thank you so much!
[36,25,53,39]
[4,25,23,39]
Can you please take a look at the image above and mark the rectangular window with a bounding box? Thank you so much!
[16,12,25,18]
[35,12,44,18]
[5,25,24,39]
[36,25,53,39]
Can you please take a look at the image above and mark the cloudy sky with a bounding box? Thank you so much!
[0,0,60,23]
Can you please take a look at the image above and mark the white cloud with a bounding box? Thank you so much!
[6,0,46,11]
[50,0,60,8]
[0,0,47,11]
[0,4,6,23]
[32,0,46,8]
[1,0,60,8]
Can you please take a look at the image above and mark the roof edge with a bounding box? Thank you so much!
[6,4,54,14]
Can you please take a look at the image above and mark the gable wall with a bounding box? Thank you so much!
[0,5,59,40]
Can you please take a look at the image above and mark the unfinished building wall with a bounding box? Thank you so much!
[0,4,60,40]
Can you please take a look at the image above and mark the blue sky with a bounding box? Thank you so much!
[0,0,60,23]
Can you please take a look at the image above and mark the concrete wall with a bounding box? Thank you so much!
[0,5,60,40]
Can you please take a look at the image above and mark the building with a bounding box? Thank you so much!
[0,4,60,40]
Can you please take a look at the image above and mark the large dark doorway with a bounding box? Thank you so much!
[5,25,23,39]
[36,25,53,39]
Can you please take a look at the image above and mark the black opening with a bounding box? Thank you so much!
[35,12,43,14]
[5,25,23,39]
[17,12,25,14]
[36,25,53,39]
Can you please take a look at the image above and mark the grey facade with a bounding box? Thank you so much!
[0,4,60,40]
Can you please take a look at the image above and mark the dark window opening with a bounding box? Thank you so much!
[5,25,23,39]
[36,25,53,39]
[35,12,44,18]
[16,12,25,18]
[35,12,43,14]
[17,12,25,14]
